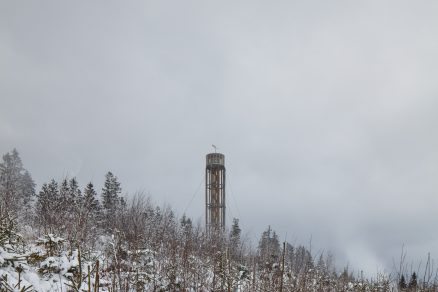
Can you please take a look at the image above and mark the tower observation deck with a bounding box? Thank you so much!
[205,153,226,233]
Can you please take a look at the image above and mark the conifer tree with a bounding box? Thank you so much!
[229,218,241,260]
[21,170,36,206]
[230,218,241,244]
[0,149,35,214]
[258,226,280,266]
[59,178,70,218]
[399,274,407,290]
[83,182,100,214]
[19,170,36,223]
[408,272,417,289]
[67,177,82,222]
[58,178,81,233]
[180,214,193,234]
[68,177,82,205]
[36,179,60,233]
[79,182,101,244]
[317,253,327,276]
[102,171,122,210]
[101,171,124,230]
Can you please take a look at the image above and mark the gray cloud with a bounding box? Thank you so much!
[2,0,438,274]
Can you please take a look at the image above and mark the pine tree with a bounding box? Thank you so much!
[102,171,122,211]
[19,170,36,223]
[229,218,241,260]
[0,203,19,247]
[230,218,241,243]
[58,178,77,232]
[258,226,281,266]
[0,149,35,214]
[79,182,101,244]
[180,214,193,234]
[293,245,313,274]
[68,177,82,206]
[67,177,82,222]
[58,178,70,219]
[317,253,327,276]
[101,171,124,230]
[408,272,417,289]
[399,274,407,290]
[21,170,36,206]
[83,182,100,214]
[36,179,60,233]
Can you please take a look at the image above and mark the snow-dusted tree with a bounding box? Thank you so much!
[0,149,35,216]
[21,170,36,205]
[83,182,101,217]
[0,203,19,247]
[101,171,125,230]
[229,218,241,261]
[258,226,280,265]
[68,177,82,206]
[256,226,282,290]
[119,193,148,251]
[408,272,417,289]
[53,177,82,245]
[58,179,70,221]
[65,178,85,247]
[292,245,314,274]
[19,170,35,223]
[399,274,407,290]
[101,172,121,209]
[316,253,327,275]
[75,182,101,246]
[36,179,61,233]
[180,214,193,233]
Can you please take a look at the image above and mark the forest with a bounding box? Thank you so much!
[0,149,435,291]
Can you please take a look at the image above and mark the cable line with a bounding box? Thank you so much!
[182,174,204,215]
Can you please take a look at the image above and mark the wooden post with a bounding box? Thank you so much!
[280,241,286,292]
[78,245,82,290]
[227,248,232,292]
[88,265,91,292]
[18,266,22,290]
[94,260,100,292]
[252,256,256,290]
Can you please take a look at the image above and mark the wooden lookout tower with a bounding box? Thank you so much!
[205,152,226,233]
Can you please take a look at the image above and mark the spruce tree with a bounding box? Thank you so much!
[399,274,407,290]
[101,171,123,230]
[67,177,82,221]
[68,177,82,205]
[59,178,70,220]
[80,182,101,243]
[102,171,122,211]
[36,179,60,233]
[408,272,417,289]
[229,218,241,261]
[258,226,281,265]
[21,170,36,206]
[230,218,241,244]
[0,149,35,214]
[83,182,100,214]
[180,214,192,233]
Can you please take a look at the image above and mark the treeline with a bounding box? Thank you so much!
[0,149,436,291]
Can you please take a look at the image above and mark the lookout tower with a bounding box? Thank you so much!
[205,152,226,233]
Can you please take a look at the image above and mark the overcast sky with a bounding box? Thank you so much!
[2,0,438,275]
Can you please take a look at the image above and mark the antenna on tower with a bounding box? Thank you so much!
[212,144,218,153]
